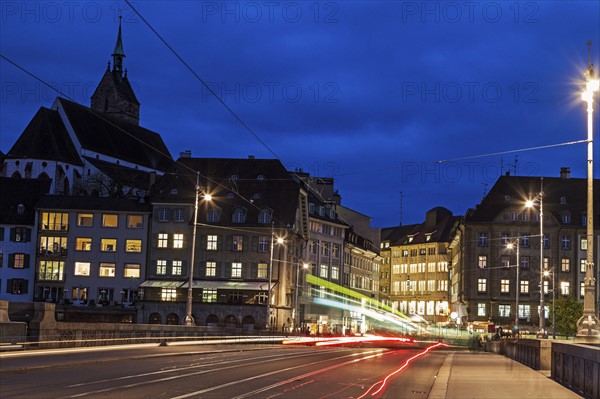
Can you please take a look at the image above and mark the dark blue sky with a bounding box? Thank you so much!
[1,1,599,228]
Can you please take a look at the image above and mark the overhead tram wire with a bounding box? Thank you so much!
[123,1,369,233]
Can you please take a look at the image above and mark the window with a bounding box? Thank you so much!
[41,212,68,231]
[501,258,510,269]
[77,213,93,227]
[126,239,142,252]
[501,279,510,293]
[258,237,269,252]
[173,208,185,222]
[518,304,530,319]
[478,256,487,268]
[520,256,529,269]
[172,260,182,276]
[7,279,27,295]
[392,264,400,274]
[561,258,570,272]
[74,262,90,276]
[402,250,409,257]
[127,215,143,228]
[438,280,448,291]
[520,280,529,294]
[320,264,328,278]
[560,281,570,295]
[254,262,267,278]
[207,208,220,223]
[161,288,177,301]
[102,214,118,227]
[581,238,588,251]
[581,259,587,273]
[158,233,168,248]
[581,282,586,297]
[233,235,243,251]
[562,214,571,224]
[477,303,486,316]
[258,208,272,224]
[11,253,26,268]
[428,247,436,255]
[543,281,549,294]
[76,237,92,251]
[520,236,529,247]
[543,235,550,248]
[331,266,339,280]
[478,233,487,246]
[11,227,31,242]
[501,233,510,245]
[232,208,247,223]
[158,209,170,222]
[477,278,487,292]
[124,264,140,278]
[203,289,217,303]
[231,262,242,278]
[321,242,330,256]
[72,287,88,301]
[38,260,64,281]
[499,305,511,317]
[207,235,218,250]
[561,235,570,249]
[419,248,426,255]
[156,260,167,275]
[206,261,216,277]
[101,239,117,252]
[99,263,116,277]
[173,234,184,248]
[332,244,340,258]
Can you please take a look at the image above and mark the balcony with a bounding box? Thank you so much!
[39,248,68,257]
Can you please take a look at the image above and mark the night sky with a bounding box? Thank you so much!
[1,1,599,228]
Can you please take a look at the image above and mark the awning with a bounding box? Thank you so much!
[139,280,184,288]
[180,280,272,290]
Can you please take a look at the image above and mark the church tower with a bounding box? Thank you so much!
[91,17,140,125]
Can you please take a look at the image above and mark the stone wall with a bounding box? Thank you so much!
[552,342,600,399]
[0,300,27,345]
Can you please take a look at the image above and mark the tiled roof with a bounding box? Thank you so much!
[381,208,459,245]
[57,98,172,171]
[151,157,300,227]
[5,107,82,165]
[0,177,51,224]
[36,195,151,212]
[466,175,600,225]
[83,156,154,193]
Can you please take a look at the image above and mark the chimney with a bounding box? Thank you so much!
[180,150,192,158]
[560,167,570,179]
[248,155,255,159]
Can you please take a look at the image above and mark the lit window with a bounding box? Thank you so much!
[12,253,25,268]
[561,258,570,272]
[156,260,167,275]
[158,233,168,248]
[124,264,140,278]
[478,256,487,268]
[477,278,487,292]
[518,305,530,319]
[233,235,243,251]
[101,239,117,252]
[206,235,217,250]
[331,266,339,280]
[231,262,242,278]
[161,288,177,301]
[206,261,216,277]
[38,260,64,281]
[498,304,511,317]
[102,214,118,227]
[258,263,268,278]
[520,280,529,294]
[581,239,588,251]
[41,212,69,231]
[173,234,184,248]
[77,213,93,227]
[320,264,328,279]
[203,289,217,303]
[127,215,143,228]
[76,237,92,251]
[500,279,510,293]
[581,259,587,273]
[126,239,142,252]
[172,260,182,275]
[99,263,116,277]
[560,281,570,295]
[74,262,90,276]
[477,303,486,316]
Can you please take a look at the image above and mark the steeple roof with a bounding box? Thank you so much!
[112,16,126,72]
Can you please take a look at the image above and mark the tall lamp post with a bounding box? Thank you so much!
[543,268,556,339]
[294,262,309,331]
[507,239,520,334]
[267,223,284,331]
[577,41,600,342]
[526,178,545,338]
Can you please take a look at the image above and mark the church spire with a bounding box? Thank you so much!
[112,16,125,74]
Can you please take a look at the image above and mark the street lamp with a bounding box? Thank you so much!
[267,224,284,331]
[577,41,600,342]
[507,240,520,335]
[294,262,309,332]
[184,172,212,326]
[526,178,545,338]
[543,268,556,339]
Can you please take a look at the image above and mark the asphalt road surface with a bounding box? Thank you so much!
[0,342,448,399]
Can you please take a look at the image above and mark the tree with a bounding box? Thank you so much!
[551,296,583,338]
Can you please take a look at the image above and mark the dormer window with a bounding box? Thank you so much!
[308,203,315,214]
[561,212,571,224]
[17,204,25,215]
[170,188,178,195]
[329,208,335,219]
[560,196,567,205]
[207,208,220,223]
[230,174,239,181]
[227,193,234,199]
[232,207,247,223]
[258,207,272,224]
[257,175,265,180]
[252,193,261,200]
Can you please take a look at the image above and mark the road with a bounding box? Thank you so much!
[0,342,448,399]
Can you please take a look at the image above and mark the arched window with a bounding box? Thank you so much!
[242,315,256,330]
[206,314,219,327]
[232,207,247,223]
[258,208,272,224]
[207,208,220,223]
[166,313,179,325]
[224,314,238,328]
[149,313,161,324]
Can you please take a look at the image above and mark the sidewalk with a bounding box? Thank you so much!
[428,351,582,399]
